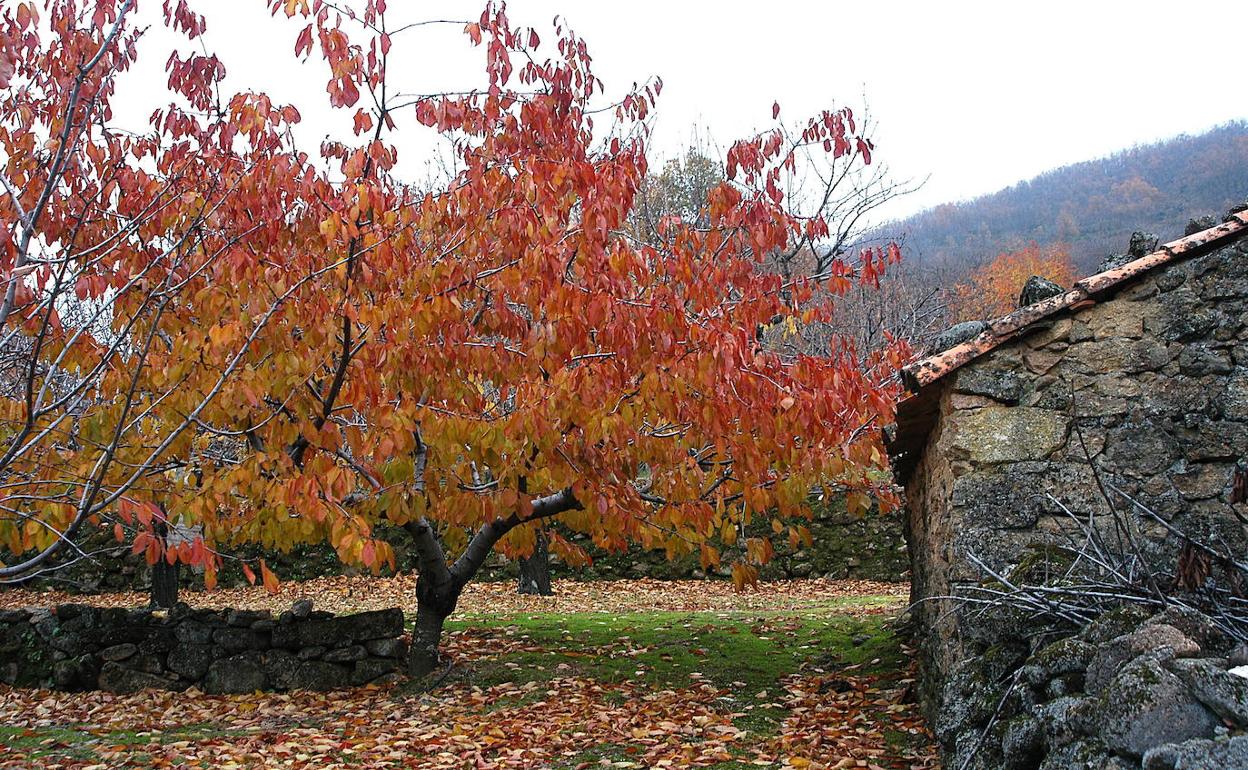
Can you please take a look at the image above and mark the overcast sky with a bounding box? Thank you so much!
[119,0,1247,224]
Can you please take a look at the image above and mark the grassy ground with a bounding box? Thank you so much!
[0,581,938,769]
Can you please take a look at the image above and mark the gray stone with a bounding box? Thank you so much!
[1037,695,1096,748]
[1097,253,1134,272]
[297,646,326,660]
[1096,655,1218,758]
[1185,216,1218,236]
[1143,735,1248,770]
[167,644,213,680]
[1129,231,1160,259]
[1024,637,1095,687]
[1087,624,1200,693]
[952,368,1024,404]
[1000,715,1042,767]
[1148,607,1232,652]
[259,649,302,690]
[203,655,267,694]
[351,657,399,685]
[364,638,407,658]
[322,645,366,663]
[174,621,214,646]
[290,598,314,619]
[99,643,137,662]
[1167,657,1248,726]
[1178,344,1234,376]
[98,662,176,694]
[213,627,266,652]
[52,655,99,691]
[1229,644,1248,667]
[1019,275,1066,307]
[951,406,1069,464]
[345,609,404,642]
[1036,737,1113,770]
[951,472,1046,529]
[226,609,271,627]
[934,320,989,352]
[285,661,350,691]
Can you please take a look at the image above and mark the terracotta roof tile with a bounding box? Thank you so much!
[899,215,1248,393]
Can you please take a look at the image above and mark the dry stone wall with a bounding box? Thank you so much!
[0,602,407,693]
[906,232,1248,712]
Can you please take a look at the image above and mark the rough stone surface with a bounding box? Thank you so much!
[1097,655,1218,757]
[0,604,407,692]
[902,231,1248,739]
[951,406,1069,464]
[204,656,267,695]
[1142,735,1248,770]
[1167,657,1248,725]
[1019,275,1066,307]
[934,320,989,351]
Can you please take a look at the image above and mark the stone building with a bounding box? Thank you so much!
[886,211,1248,713]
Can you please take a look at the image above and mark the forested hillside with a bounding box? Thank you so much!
[888,121,1248,271]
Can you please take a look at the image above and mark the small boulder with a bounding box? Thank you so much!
[99,662,176,694]
[1018,275,1066,307]
[1096,655,1218,758]
[933,320,989,352]
[1167,657,1248,726]
[1128,231,1159,258]
[322,645,367,663]
[364,638,407,658]
[1143,735,1248,770]
[203,655,267,694]
[1185,215,1218,236]
[99,643,138,662]
[1086,624,1200,693]
[291,598,314,619]
[167,644,213,680]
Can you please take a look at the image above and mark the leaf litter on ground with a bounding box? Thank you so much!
[0,578,937,769]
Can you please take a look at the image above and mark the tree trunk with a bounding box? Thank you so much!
[150,522,179,608]
[151,558,180,608]
[517,528,553,595]
[407,573,460,678]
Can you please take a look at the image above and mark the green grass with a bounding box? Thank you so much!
[0,721,251,764]
[445,602,906,705]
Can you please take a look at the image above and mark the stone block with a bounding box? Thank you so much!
[950,406,1069,465]
[1096,656,1218,758]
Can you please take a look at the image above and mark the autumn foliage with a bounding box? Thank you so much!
[0,0,908,672]
[948,242,1077,321]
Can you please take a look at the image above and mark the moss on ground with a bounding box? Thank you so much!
[446,600,907,710]
[0,722,246,764]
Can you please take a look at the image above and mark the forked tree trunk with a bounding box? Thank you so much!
[402,487,582,679]
[407,572,462,678]
[517,528,552,595]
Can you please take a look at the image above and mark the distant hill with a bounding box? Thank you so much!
[884,121,1248,272]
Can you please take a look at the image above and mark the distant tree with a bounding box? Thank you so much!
[948,243,1077,321]
[626,143,725,245]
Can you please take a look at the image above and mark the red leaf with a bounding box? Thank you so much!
[772,101,780,120]
[242,562,257,585]
[260,560,280,594]
[294,24,313,57]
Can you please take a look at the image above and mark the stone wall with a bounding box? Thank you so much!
[6,498,909,594]
[938,605,1248,769]
[905,233,1248,713]
[0,602,407,693]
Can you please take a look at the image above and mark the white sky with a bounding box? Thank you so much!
[114,0,1247,224]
